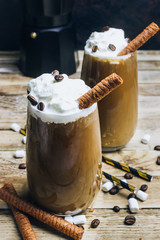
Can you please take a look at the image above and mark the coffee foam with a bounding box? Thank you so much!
[84,27,131,59]
[27,73,97,124]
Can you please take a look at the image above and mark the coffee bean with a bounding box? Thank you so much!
[109,44,116,51]
[124,173,133,179]
[19,163,26,169]
[156,156,160,165]
[27,95,38,106]
[76,224,84,230]
[113,206,120,212]
[37,102,45,111]
[140,184,148,192]
[154,145,160,151]
[109,186,119,195]
[101,26,110,32]
[91,219,100,228]
[52,69,59,76]
[128,193,136,199]
[55,75,64,82]
[124,215,136,225]
[92,45,98,52]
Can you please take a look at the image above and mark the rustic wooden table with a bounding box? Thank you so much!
[0,50,160,240]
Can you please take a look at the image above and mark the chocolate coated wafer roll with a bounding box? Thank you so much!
[0,184,84,240]
[77,73,123,109]
[102,156,153,182]
[118,22,159,56]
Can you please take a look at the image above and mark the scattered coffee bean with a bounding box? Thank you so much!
[91,219,100,228]
[27,95,38,106]
[55,75,64,82]
[128,193,136,199]
[109,44,116,51]
[113,206,120,212]
[109,186,119,195]
[101,26,110,32]
[37,102,45,111]
[19,163,26,169]
[140,184,148,192]
[52,69,59,76]
[76,224,84,230]
[156,156,160,165]
[124,215,136,225]
[154,145,160,151]
[92,45,98,52]
[124,172,133,179]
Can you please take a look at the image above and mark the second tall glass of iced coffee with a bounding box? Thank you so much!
[81,27,138,151]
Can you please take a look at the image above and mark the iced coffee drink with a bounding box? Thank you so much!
[26,72,102,215]
[81,27,138,151]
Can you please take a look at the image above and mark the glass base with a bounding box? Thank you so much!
[102,145,125,153]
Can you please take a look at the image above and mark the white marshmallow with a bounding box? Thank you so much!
[102,181,114,192]
[22,136,26,144]
[73,215,86,225]
[141,134,151,144]
[64,215,74,224]
[128,198,139,213]
[118,179,128,189]
[10,123,21,132]
[136,190,148,201]
[14,150,25,158]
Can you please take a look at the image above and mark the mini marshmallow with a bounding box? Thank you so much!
[136,190,148,201]
[141,134,151,144]
[73,215,86,225]
[64,215,74,224]
[22,136,26,144]
[102,181,114,192]
[128,198,139,213]
[10,123,21,132]
[118,179,128,189]
[14,150,25,158]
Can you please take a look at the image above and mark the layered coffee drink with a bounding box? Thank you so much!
[26,72,101,215]
[81,27,138,151]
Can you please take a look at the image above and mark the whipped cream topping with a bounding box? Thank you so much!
[84,27,131,59]
[27,73,96,124]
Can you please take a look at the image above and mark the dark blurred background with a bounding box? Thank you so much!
[0,0,159,51]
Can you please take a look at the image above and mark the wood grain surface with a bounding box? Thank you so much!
[0,50,160,240]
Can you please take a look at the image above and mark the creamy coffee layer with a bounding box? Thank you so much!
[27,73,96,124]
[84,27,131,59]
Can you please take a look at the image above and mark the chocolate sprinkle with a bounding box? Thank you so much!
[109,44,116,51]
[101,26,110,32]
[92,45,98,52]
[27,95,38,106]
[55,75,64,82]
[37,102,45,111]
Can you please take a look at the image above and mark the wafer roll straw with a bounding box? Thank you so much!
[19,128,26,136]
[102,156,153,182]
[2,183,37,240]
[0,183,84,240]
[118,22,159,56]
[77,73,123,109]
[102,171,137,193]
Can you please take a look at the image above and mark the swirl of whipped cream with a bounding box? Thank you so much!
[27,73,96,124]
[84,27,131,59]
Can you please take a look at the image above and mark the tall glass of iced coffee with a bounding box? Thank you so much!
[81,27,138,151]
[26,72,102,215]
